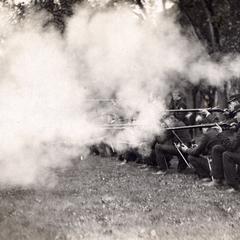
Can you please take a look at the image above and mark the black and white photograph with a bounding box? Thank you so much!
[0,0,240,239]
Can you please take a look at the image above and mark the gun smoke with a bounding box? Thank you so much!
[0,2,239,187]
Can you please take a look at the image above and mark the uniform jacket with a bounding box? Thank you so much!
[156,117,191,146]
[169,98,187,123]
[186,128,220,156]
[220,121,240,152]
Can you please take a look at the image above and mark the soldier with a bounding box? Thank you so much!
[169,90,188,124]
[199,93,240,122]
[221,105,240,192]
[144,91,189,170]
[189,94,239,184]
[180,124,222,181]
[228,94,240,109]
[204,104,240,188]
[223,94,240,119]
[118,147,142,164]
[154,115,191,174]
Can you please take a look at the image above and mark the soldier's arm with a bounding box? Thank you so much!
[220,124,240,151]
[230,129,240,151]
[186,135,208,156]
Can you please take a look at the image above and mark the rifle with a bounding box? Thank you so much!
[164,107,224,113]
[100,122,232,130]
[164,122,230,131]
[85,99,224,113]
[173,143,192,169]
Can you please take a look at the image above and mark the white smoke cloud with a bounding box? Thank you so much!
[0,2,239,187]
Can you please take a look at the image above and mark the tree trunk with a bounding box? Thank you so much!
[199,0,220,53]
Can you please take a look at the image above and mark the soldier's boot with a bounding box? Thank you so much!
[226,187,238,193]
[199,177,212,183]
[177,157,188,172]
[225,182,239,193]
[202,178,223,187]
[152,169,167,175]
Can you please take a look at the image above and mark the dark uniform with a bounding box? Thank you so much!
[201,95,240,184]
[146,92,188,168]
[222,138,240,190]
[186,128,221,179]
[221,105,240,190]
[155,116,191,172]
[118,147,142,162]
[223,94,240,119]
[210,117,239,182]
[169,92,188,124]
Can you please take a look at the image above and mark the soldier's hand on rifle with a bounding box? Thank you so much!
[195,114,203,123]
[176,143,181,148]
[191,143,198,148]
[215,123,223,133]
[229,122,237,130]
[223,108,230,116]
[200,109,211,117]
[190,140,197,148]
[180,143,188,152]
[186,112,193,119]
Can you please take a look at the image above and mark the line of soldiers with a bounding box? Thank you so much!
[118,92,240,193]
[184,94,240,192]
[89,91,240,193]
[156,93,240,192]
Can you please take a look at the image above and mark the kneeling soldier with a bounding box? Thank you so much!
[181,125,221,181]
[154,115,191,174]
[222,105,240,192]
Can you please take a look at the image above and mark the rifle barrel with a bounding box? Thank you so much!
[165,108,224,113]
[100,122,229,130]
[166,123,227,131]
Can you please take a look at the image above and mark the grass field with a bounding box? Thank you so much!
[0,156,240,240]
